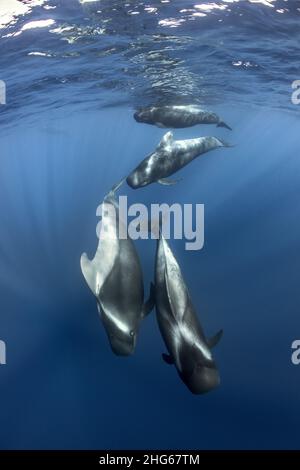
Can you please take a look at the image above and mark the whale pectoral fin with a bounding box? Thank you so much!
[207,329,223,349]
[216,138,234,148]
[157,178,180,186]
[96,300,103,318]
[142,282,155,318]
[217,121,232,131]
[162,353,174,365]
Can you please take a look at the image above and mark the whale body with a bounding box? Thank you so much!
[155,234,222,394]
[134,105,232,130]
[80,182,154,356]
[127,131,230,189]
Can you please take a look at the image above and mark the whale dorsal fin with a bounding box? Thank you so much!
[80,251,102,296]
[162,237,189,322]
[80,240,117,297]
[80,201,119,297]
[158,131,173,149]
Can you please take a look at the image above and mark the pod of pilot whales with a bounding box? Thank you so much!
[81,104,232,395]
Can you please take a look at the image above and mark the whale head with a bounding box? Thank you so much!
[126,152,156,189]
[100,305,137,356]
[178,345,220,394]
[134,107,154,124]
[108,329,136,356]
[181,363,220,395]
[126,171,150,189]
[126,132,173,189]
[126,171,145,189]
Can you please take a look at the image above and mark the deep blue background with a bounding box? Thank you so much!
[0,105,299,449]
[0,0,300,450]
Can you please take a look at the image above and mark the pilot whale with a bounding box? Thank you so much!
[127,131,231,189]
[80,181,155,356]
[155,234,222,394]
[134,105,232,130]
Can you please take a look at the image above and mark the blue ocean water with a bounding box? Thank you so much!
[0,0,300,450]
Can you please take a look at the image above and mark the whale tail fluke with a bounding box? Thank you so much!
[110,177,125,195]
[105,177,126,202]
[217,121,232,131]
